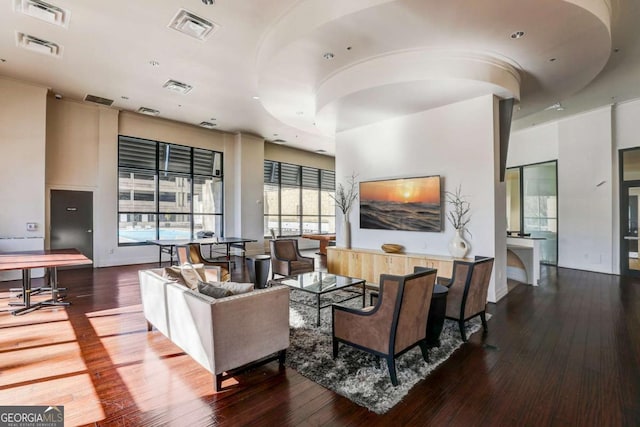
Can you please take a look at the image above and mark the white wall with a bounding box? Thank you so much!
[509,106,615,274]
[558,107,613,272]
[231,133,266,255]
[0,78,47,280]
[336,95,507,302]
[615,99,640,150]
[94,108,121,267]
[507,122,559,167]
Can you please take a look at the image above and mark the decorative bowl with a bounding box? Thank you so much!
[381,243,404,253]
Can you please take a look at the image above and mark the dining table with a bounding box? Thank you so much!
[0,248,92,315]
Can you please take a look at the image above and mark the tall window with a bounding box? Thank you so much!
[506,161,558,265]
[118,136,223,245]
[264,160,335,237]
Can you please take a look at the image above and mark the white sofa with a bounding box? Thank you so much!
[138,268,290,391]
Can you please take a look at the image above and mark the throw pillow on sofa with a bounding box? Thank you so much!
[163,264,207,290]
[209,281,254,295]
[198,281,234,299]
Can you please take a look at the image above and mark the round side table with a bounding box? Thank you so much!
[426,284,448,347]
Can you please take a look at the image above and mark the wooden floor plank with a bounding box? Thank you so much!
[0,258,639,426]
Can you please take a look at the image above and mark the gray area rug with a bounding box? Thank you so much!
[286,289,486,414]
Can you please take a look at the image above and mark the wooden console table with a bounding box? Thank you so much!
[302,233,336,255]
[327,247,457,285]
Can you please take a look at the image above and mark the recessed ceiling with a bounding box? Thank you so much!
[0,0,638,155]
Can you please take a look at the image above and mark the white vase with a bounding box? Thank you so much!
[341,219,352,249]
[448,228,469,258]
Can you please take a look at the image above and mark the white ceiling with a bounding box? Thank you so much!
[0,0,638,155]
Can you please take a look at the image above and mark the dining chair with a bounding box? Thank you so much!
[176,244,231,282]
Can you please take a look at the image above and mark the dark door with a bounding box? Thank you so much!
[51,190,93,263]
[621,182,640,276]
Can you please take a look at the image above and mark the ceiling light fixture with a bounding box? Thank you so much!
[252,96,260,100]
[199,121,216,129]
[0,58,6,63]
[202,0,214,4]
[149,60,160,67]
[323,52,335,60]
[510,31,525,39]
[121,96,129,100]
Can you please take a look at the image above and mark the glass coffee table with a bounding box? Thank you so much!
[272,272,366,326]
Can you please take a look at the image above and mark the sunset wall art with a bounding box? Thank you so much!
[359,175,442,231]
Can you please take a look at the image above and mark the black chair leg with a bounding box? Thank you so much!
[386,357,398,386]
[480,311,488,332]
[332,338,339,358]
[278,349,287,365]
[459,320,467,342]
[418,340,429,363]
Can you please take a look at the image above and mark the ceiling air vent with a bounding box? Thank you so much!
[168,9,218,41]
[272,139,286,145]
[138,107,160,116]
[199,121,216,129]
[84,94,114,107]
[163,79,193,94]
[14,0,70,28]
[15,32,62,57]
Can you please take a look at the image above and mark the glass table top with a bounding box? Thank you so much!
[278,272,364,294]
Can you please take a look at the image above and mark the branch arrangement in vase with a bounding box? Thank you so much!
[445,185,471,234]
[330,172,358,217]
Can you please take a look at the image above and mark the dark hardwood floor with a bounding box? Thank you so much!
[1,256,639,426]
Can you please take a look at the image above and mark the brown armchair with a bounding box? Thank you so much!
[437,256,494,341]
[332,269,437,386]
[176,244,231,282]
[269,239,314,278]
